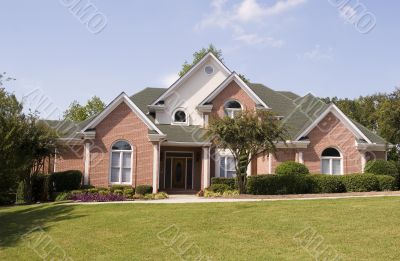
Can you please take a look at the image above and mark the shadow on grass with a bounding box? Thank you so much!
[0,203,85,248]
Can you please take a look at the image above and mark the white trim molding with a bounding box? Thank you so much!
[200,72,270,109]
[356,142,393,152]
[295,104,372,144]
[151,52,231,106]
[81,92,164,135]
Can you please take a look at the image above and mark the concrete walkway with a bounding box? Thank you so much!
[66,191,400,205]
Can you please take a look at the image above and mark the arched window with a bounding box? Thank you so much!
[110,140,132,184]
[224,100,242,118]
[172,109,187,124]
[321,147,342,175]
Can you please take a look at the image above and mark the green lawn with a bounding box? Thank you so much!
[1,197,399,260]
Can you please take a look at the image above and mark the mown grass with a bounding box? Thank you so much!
[1,197,399,260]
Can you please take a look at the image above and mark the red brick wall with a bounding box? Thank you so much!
[301,112,362,174]
[210,80,256,118]
[255,150,296,174]
[55,145,84,173]
[89,102,154,187]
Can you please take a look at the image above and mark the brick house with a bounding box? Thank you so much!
[51,53,391,193]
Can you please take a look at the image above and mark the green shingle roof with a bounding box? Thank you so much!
[48,84,387,145]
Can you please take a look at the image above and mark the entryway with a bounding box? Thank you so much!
[164,152,194,190]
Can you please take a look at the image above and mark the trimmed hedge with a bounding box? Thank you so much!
[275,161,309,176]
[208,184,230,193]
[376,175,397,191]
[51,170,82,192]
[135,185,152,195]
[247,173,395,195]
[246,174,309,195]
[211,177,236,189]
[364,160,398,178]
[341,174,379,192]
[307,175,346,193]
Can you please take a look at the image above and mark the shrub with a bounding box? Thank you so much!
[113,189,123,196]
[204,190,222,197]
[208,184,230,193]
[341,174,379,192]
[307,175,346,193]
[154,192,169,199]
[123,188,134,199]
[222,190,239,197]
[364,160,398,178]
[211,177,236,189]
[135,185,153,195]
[32,173,51,202]
[110,185,132,192]
[54,192,70,201]
[275,161,309,176]
[51,170,82,192]
[246,174,309,195]
[376,175,397,191]
[16,181,26,205]
[87,188,99,194]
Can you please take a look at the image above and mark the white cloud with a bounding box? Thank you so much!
[196,0,307,29]
[195,0,306,47]
[299,45,334,61]
[160,73,179,87]
[234,33,285,47]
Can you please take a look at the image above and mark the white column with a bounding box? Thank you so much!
[83,142,90,185]
[298,151,304,164]
[361,152,367,173]
[268,153,272,174]
[202,146,211,189]
[152,142,160,193]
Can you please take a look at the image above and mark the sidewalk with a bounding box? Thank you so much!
[66,191,400,205]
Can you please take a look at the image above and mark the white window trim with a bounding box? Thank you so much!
[171,108,189,126]
[109,140,133,185]
[215,149,237,178]
[321,148,343,175]
[224,100,243,119]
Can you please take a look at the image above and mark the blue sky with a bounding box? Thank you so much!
[1,0,400,119]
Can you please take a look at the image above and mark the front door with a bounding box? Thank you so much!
[172,158,186,189]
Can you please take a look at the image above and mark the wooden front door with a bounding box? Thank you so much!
[172,158,186,189]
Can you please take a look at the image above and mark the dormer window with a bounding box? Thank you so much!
[224,100,242,118]
[172,109,188,125]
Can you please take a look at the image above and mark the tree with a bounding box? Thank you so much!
[207,110,288,193]
[0,72,15,86]
[63,96,105,121]
[0,85,58,204]
[179,44,250,83]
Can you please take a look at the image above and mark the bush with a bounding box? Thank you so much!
[341,174,379,192]
[135,185,152,195]
[154,192,169,200]
[246,174,309,195]
[69,192,125,202]
[51,170,82,192]
[307,175,346,193]
[123,188,134,199]
[113,189,123,196]
[204,190,222,197]
[222,190,239,197]
[54,192,70,201]
[364,160,398,178]
[16,181,26,205]
[208,184,230,193]
[110,185,132,192]
[275,161,309,176]
[210,177,236,189]
[376,175,397,191]
[32,173,51,202]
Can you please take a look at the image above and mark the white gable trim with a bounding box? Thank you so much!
[295,104,372,143]
[200,73,270,108]
[81,92,164,135]
[151,52,231,106]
